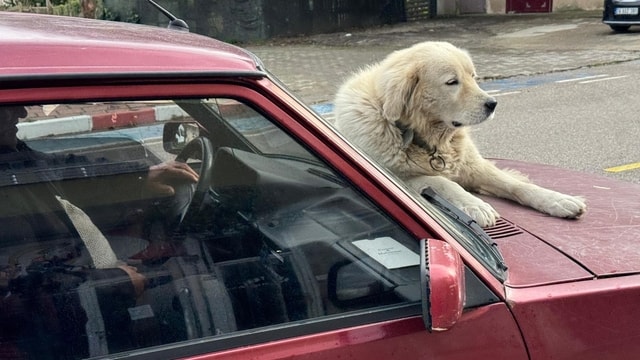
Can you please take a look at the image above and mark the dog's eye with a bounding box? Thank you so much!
[446,79,459,85]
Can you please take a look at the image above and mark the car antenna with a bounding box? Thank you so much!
[147,0,189,32]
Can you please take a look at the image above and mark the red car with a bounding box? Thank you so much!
[1,11,640,360]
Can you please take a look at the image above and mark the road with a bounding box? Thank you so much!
[472,61,640,184]
[310,61,640,184]
[250,12,640,185]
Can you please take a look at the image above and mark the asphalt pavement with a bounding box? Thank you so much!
[245,10,640,105]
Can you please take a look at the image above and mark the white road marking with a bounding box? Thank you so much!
[580,75,629,84]
[555,74,609,83]
[493,91,521,97]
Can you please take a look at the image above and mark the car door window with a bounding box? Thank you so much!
[0,99,420,359]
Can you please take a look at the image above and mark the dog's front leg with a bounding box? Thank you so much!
[465,161,587,220]
[406,175,500,227]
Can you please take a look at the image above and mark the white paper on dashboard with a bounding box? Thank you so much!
[352,237,420,270]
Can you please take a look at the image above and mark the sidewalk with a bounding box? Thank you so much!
[245,10,640,105]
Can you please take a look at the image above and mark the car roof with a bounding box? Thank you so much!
[0,12,262,76]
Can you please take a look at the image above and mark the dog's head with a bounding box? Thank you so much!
[378,41,497,130]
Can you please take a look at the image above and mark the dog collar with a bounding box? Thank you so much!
[394,120,446,171]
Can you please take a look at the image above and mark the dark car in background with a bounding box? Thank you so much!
[602,0,640,31]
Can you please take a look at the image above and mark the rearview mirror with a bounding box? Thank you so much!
[327,260,398,308]
[421,238,465,332]
[163,121,201,154]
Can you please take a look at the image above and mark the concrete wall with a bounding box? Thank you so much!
[104,0,603,36]
[487,0,507,13]
[552,0,602,11]
[105,0,405,42]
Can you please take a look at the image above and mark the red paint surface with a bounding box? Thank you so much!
[91,108,155,130]
[508,274,640,360]
[185,305,526,360]
[0,12,258,75]
[489,159,640,279]
[507,0,551,13]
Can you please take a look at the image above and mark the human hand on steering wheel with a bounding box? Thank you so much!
[147,137,214,228]
[145,160,199,196]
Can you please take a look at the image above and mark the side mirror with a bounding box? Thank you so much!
[163,121,201,155]
[421,238,465,332]
[327,260,397,308]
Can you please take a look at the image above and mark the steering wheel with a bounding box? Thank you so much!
[170,136,214,226]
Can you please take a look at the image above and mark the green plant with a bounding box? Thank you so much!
[51,0,81,16]
[99,6,139,23]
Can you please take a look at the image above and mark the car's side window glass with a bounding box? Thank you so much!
[0,99,420,359]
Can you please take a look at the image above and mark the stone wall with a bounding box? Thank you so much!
[103,0,603,38]
[104,0,406,42]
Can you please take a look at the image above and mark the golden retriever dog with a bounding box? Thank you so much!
[333,41,586,227]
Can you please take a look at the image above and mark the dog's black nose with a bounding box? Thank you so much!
[485,98,498,112]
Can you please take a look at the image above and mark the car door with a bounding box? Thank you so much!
[0,81,528,360]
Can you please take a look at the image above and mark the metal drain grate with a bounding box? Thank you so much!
[483,218,524,239]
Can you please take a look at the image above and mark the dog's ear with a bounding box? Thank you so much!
[380,67,419,122]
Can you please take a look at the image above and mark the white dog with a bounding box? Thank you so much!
[333,41,586,227]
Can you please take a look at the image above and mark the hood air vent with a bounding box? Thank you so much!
[483,218,524,239]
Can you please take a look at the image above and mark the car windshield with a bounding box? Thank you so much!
[200,98,320,162]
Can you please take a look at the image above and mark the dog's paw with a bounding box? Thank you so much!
[459,200,500,228]
[543,193,587,219]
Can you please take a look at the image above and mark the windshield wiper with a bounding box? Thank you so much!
[421,187,507,281]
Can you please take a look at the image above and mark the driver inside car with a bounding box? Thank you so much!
[0,105,200,359]
[0,106,200,196]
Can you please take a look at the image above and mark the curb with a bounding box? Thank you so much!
[17,103,334,140]
[17,105,191,140]
[91,109,156,131]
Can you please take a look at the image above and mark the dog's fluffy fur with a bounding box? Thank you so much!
[333,41,585,227]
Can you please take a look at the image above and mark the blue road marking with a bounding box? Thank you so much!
[479,71,596,92]
[311,103,334,115]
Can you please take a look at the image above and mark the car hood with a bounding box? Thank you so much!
[480,159,640,288]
